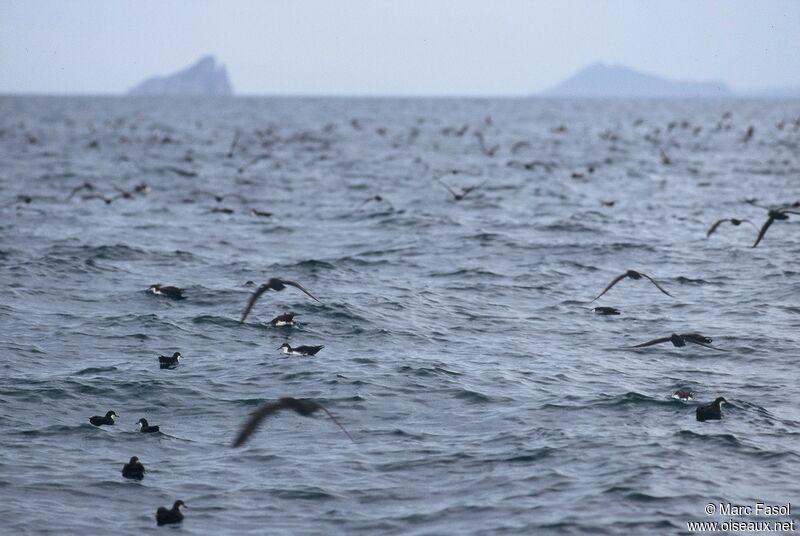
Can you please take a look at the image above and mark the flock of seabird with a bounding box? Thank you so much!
[4,107,798,527]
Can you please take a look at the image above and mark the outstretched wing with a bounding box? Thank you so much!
[752,216,775,248]
[620,336,671,349]
[435,177,460,199]
[686,339,725,351]
[639,272,673,297]
[281,280,321,303]
[706,219,730,237]
[591,272,628,302]
[317,405,355,442]
[461,180,488,198]
[231,402,284,447]
[240,285,270,324]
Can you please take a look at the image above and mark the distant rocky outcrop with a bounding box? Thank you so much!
[542,63,730,98]
[128,55,233,96]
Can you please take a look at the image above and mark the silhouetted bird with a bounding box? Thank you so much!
[137,418,160,433]
[232,397,352,447]
[591,270,672,302]
[156,500,185,525]
[158,352,182,369]
[592,307,620,315]
[752,209,800,248]
[622,333,722,351]
[122,456,145,480]
[696,397,727,421]
[435,177,487,201]
[148,284,185,300]
[89,410,117,426]
[240,279,320,323]
[706,218,758,238]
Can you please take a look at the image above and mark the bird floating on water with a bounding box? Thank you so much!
[89,410,117,426]
[279,343,324,356]
[156,500,186,526]
[672,389,694,401]
[232,397,352,447]
[148,284,185,300]
[122,456,145,480]
[592,306,620,315]
[591,270,672,302]
[270,312,296,327]
[696,397,727,421]
[137,418,160,433]
[240,278,320,323]
[158,352,182,369]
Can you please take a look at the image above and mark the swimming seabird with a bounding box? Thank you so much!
[672,389,694,401]
[279,343,324,356]
[158,352,182,369]
[591,270,672,301]
[137,418,160,433]
[592,306,620,315]
[251,209,273,218]
[696,397,727,421]
[622,332,723,351]
[270,312,296,327]
[122,456,145,480]
[240,278,320,323]
[231,397,352,447]
[156,500,186,526]
[435,177,487,201]
[89,410,118,426]
[148,284,185,300]
[752,209,800,248]
[706,218,758,238]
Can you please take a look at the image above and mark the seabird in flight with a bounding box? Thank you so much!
[591,270,672,302]
[240,278,320,323]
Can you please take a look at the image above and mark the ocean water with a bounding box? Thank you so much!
[1,96,799,535]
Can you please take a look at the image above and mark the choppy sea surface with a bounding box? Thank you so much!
[1,96,799,535]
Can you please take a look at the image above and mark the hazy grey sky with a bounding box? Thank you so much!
[1,0,799,95]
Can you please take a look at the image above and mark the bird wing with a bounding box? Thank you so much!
[220,193,247,203]
[355,197,375,211]
[239,284,271,323]
[317,405,355,442]
[686,339,725,351]
[741,219,759,232]
[231,401,284,447]
[461,180,488,198]
[752,216,775,248]
[706,219,730,237]
[639,272,673,297]
[281,280,321,303]
[591,272,628,302]
[82,194,110,203]
[620,336,672,349]
[435,177,460,198]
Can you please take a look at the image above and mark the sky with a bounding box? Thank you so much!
[1,0,799,96]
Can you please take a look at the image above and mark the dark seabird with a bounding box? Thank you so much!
[194,190,247,203]
[156,500,186,526]
[148,284,185,300]
[435,177,487,201]
[208,207,235,215]
[251,209,273,217]
[279,343,324,356]
[356,195,393,211]
[82,193,126,205]
[696,397,727,421]
[66,181,94,200]
[752,209,800,248]
[591,270,672,301]
[122,456,145,480]
[706,218,758,238]
[672,389,694,400]
[89,410,118,426]
[660,148,671,165]
[240,278,321,323]
[137,418,160,433]
[592,306,620,315]
[158,352,182,369]
[622,332,723,351]
[232,397,352,447]
[270,312,296,327]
